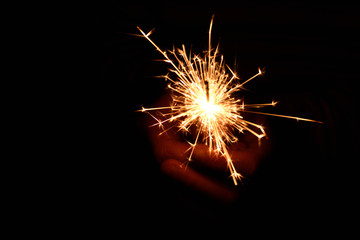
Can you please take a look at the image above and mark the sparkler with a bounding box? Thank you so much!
[137,16,322,185]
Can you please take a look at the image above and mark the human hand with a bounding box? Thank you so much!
[144,95,271,203]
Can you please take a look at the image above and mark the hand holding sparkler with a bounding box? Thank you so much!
[144,94,271,202]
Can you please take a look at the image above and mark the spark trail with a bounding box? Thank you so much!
[138,16,322,185]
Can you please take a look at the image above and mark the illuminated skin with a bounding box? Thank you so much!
[137,15,322,185]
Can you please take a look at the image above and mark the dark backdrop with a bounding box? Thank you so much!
[93,0,359,234]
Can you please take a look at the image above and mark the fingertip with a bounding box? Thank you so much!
[160,159,238,203]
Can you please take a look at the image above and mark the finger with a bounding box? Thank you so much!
[192,137,271,177]
[229,138,271,177]
[229,150,259,177]
[191,144,228,171]
[154,138,190,163]
[193,146,255,177]
[160,159,238,203]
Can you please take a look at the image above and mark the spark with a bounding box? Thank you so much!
[137,16,322,185]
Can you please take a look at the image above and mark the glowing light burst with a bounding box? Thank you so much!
[137,16,322,185]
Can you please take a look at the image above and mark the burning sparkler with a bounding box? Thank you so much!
[137,15,322,185]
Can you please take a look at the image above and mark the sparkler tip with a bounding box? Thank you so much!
[136,26,155,37]
[137,106,146,112]
[271,100,278,106]
[230,172,244,185]
[258,67,267,75]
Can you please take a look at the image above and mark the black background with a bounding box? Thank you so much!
[93,0,359,234]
